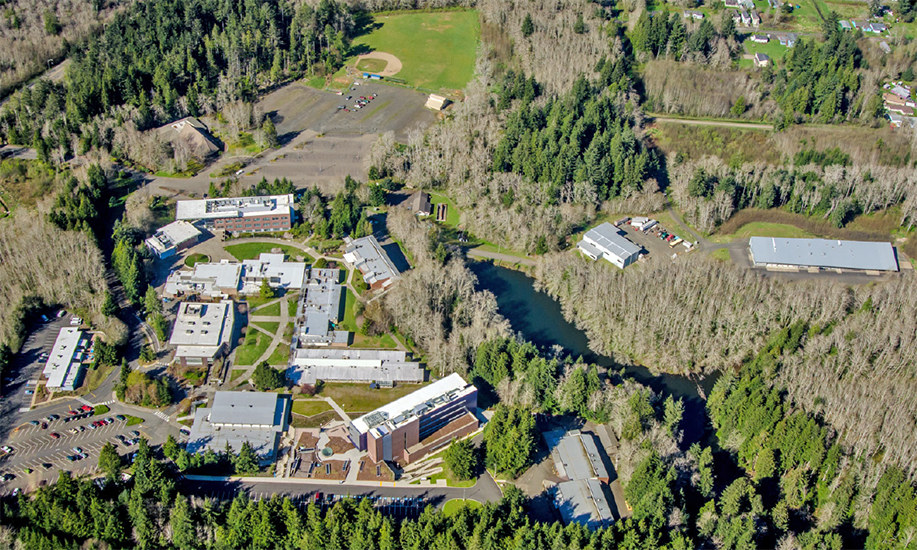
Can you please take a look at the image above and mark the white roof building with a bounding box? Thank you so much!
[175,194,294,222]
[287,348,424,385]
[351,373,470,436]
[144,221,201,259]
[749,237,898,272]
[239,253,308,294]
[578,222,641,269]
[169,301,235,365]
[43,328,88,392]
[425,94,449,111]
[164,254,307,297]
[343,235,401,290]
[187,391,290,462]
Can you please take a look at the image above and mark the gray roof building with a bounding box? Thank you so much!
[407,191,433,216]
[169,301,235,365]
[292,268,349,348]
[749,237,898,272]
[343,235,401,290]
[187,391,290,462]
[288,348,424,385]
[578,222,641,269]
[555,479,615,530]
[144,221,201,259]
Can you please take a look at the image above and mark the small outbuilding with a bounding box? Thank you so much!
[424,94,450,111]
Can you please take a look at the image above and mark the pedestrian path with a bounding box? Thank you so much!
[76,397,92,406]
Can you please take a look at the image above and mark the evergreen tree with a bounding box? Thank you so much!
[444,438,477,480]
[235,441,260,474]
[573,13,585,34]
[521,13,534,37]
[252,361,284,391]
[97,442,122,481]
[170,495,198,549]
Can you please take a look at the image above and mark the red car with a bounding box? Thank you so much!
[67,410,78,416]
[80,405,93,412]
[49,433,60,439]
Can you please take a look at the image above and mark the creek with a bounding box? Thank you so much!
[469,261,719,446]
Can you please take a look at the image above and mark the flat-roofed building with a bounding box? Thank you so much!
[291,268,349,348]
[344,235,401,290]
[187,391,290,462]
[164,254,307,298]
[169,301,235,367]
[545,429,616,529]
[145,221,202,259]
[350,373,477,465]
[578,222,641,269]
[239,253,308,294]
[175,194,294,234]
[749,237,898,272]
[165,261,243,298]
[556,479,615,530]
[43,328,88,392]
[288,348,424,385]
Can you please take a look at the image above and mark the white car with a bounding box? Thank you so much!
[1,446,12,454]
[70,317,82,326]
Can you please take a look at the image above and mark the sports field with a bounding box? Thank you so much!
[351,11,480,92]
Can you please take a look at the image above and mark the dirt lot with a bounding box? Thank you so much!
[259,80,435,143]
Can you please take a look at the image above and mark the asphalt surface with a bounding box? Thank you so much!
[181,474,502,509]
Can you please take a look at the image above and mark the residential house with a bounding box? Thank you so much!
[778,33,797,47]
[754,52,771,67]
[838,20,852,30]
[879,41,891,54]
[157,117,221,159]
[683,9,704,19]
[868,22,888,33]
[750,34,769,43]
[750,10,761,26]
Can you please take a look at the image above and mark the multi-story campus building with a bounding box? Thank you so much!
[169,301,235,367]
[349,374,478,465]
[175,194,295,234]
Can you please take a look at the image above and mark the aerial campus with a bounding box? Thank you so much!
[1,0,917,548]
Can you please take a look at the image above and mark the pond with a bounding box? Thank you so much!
[469,261,719,446]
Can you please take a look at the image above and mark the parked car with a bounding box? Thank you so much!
[115,415,125,421]
[68,428,78,434]
[71,447,83,454]
[80,405,93,412]
[24,390,34,395]
[2,473,15,480]
[29,420,39,426]
[65,455,76,462]
[40,423,47,429]
[41,463,53,470]
[1,446,13,454]
[49,433,60,439]
[70,317,82,326]
[130,431,141,437]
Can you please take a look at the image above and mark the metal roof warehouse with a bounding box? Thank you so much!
[749,237,898,272]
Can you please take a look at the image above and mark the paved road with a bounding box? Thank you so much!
[650,115,774,131]
[181,474,502,508]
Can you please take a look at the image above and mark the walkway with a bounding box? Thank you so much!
[650,115,774,131]
[249,293,295,366]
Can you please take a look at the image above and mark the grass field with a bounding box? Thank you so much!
[710,221,815,243]
[230,369,248,383]
[184,253,210,267]
[225,243,309,261]
[651,124,780,165]
[320,382,427,413]
[356,58,388,73]
[254,301,281,317]
[341,288,359,332]
[235,331,272,365]
[292,399,332,416]
[253,321,280,334]
[442,499,482,516]
[743,39,789,61]
[267,344,290,366]
[351,11,479,92]
[429,192,461,227]
[351,332,397,349]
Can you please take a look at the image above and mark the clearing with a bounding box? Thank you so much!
[709,221,816,243]
[350,11,480,92]
[320,382,428,414]
[442,499,482,516]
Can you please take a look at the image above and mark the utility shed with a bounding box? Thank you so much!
[749,237,898,272]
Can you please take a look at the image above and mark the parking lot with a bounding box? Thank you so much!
[0,314,73,420]
[0,406,161,493]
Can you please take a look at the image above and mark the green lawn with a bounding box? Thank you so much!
[253,321,280,334]
[291,399,332,416]
[356,58,388,73]
[350,11,480,92]
[288,298,299,317]
[429,192,461,227]
[710,221,816,243]
[442,499,482,516]
[126,415,144,426]
[341,288,359,332]
[253,301,281,317]
[225,242,311,261]
[80,364,114,394]
[321,382,428,413]
[235,331,272,365]
[267,344,290,366]
[230,369,248,383]
[351,332,397,349]
[93,405,110,416]
[743,39,789,62]
[184,253,210,267]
